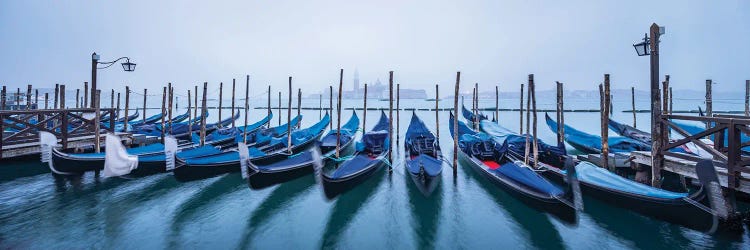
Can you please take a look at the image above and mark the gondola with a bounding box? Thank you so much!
[132,112,164,126]
[137,111,238,140]
[479,119,567,168]
[608,118,709,157]
[450,113,579,223]
[404,112,442,196]
[202,112,279,148]
[47,140,167,174]
[115,110,141,123]
[241,114,332,189]
[319,111,390,199]
[540,159,728,233]
[544,113,650,154]
[129,113,279,176]
[319,111,360,158]
[173,114,329,182]
[461,104,487,128]
[481,115,731,233]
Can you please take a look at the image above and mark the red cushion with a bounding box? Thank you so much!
[482,160,501,170]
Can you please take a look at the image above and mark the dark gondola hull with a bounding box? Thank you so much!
[247,158,316,190]
[458,151,577,223]
[320,155,387,199]
[173,159,240,182]
[408,171,441,197]
[540,166,714,231]
[175,128,323,182]
[50,149,104,173]
[128,159,167,177]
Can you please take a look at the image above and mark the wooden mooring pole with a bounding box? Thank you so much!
[1,86,6,110]
[160,86,167,142]
[337,69,343,158]
[388,71,394,171]
[531,75,538,168]
[218,82,223,127]
[397,83,400,146]
[556,81,565,146]
[436,84,440,140]
[116,92,120,119]
[363,84,368,130]
[649,23,663,188]
[84,82,88,108]
[59,85,65,109]
[44,93,49,109]
[495,85,499,122]
[706,79,713,120]
[232,79,236,128]
[110,89,114,110]
[329,86,333,129]
[76,89,80,108]
[453,72,460,177]
[524,76,531,165]
[53,84,58,109]
[746,80,749,116]
[602,74,611,171]
[168,84,174,134]
[195,86,199,120]
[142,89,147,122]
[267,85,271,121]
[244,75,249,142]
[278,91,282,126]
[26,85,31,110]
[124,87,130,132]
[187,89,192,136]
[661,75,669,114]
[519,84,524,134]
[631,86,636,128]
[94,90,101,153]
[286,77,293,153]
[200,82,208,146]
[297,88,301,119]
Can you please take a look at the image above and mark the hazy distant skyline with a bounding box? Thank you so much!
[1,0,748,97]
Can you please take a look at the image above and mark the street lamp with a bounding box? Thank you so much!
[633,33,651,56]
[632,23,665,187]
[91,52,136,108]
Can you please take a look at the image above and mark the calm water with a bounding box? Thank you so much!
[1,97,749,249]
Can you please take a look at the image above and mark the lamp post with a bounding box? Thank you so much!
[91,52,136,108]
[633,23,665,187]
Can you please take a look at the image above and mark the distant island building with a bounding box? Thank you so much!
[340,69,426,99]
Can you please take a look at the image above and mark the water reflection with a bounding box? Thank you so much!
[168,174,244,247]
[320,168,385,248]
[460,159,566,250]
[406,171,442,250]
[237,174,316,248]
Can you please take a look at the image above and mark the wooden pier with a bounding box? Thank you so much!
[0,108,131,159]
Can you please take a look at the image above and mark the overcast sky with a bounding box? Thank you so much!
[0,0,748,97]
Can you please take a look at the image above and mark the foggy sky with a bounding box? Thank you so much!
[1,0,748,97]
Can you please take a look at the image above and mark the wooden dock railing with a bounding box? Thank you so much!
[0,108,115,158]
[655,114,750,197]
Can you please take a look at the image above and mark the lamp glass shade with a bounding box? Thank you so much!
[632,41,650,56]
[121,61,136,72]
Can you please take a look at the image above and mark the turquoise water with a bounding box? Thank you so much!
[1,97,749,249]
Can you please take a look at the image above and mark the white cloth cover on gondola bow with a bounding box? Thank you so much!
[103,133,138,177]
[39,131,57,164]
[164,136,179,171]
[239,143,250,179]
